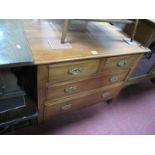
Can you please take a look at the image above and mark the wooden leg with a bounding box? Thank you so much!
[131,19,139,42]
[61,19,70,44]
[106,99,113,104]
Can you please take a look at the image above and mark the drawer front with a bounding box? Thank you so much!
[106,70,129,84]
[48,60,100,83]
[103,54,139,72]
[47,77,101,100]
[99,86,122,101]
[44,85,122,120]
[44,92,101,120]
[47,70,128,100]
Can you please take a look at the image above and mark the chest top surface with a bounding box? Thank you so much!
[23,19,150,65]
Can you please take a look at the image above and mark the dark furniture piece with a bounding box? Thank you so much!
[0,20,37,134]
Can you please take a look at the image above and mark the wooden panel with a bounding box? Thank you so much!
[48,59,100,83]
[47,70,129,100]
[44,85,122,121]
[124,54,143,81]
[103,54,139,72]
[37,65,49,123]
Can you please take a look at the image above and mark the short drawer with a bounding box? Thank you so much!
[103,54,139,72]
[47,70,128,100]
[44,85,122,120]
[48,59,100,83]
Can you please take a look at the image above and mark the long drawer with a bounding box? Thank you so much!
[44,84,122,121]
[46,70,129,100]
[48,59,101,83]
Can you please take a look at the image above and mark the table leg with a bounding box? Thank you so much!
[61,19,70,44]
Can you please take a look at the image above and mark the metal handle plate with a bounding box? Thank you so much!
[117,60,127,67]
[68,67,82,75]
[64,86,77,93]
[61,103,72,110]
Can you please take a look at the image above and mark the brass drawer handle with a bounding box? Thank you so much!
[110,76,118,83]
[61,103,72,111]
[117,60,128,67]
[68,67,82,75]
[64,86,77,93]
[102,92,111,98]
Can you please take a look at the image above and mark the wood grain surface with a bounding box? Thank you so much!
[23,20,149,65]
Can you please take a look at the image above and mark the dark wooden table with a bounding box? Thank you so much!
[0,20,33,68]
[0,20,36,134]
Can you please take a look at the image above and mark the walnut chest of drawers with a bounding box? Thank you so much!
[37,54,144,123]
[23,20,150,123]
